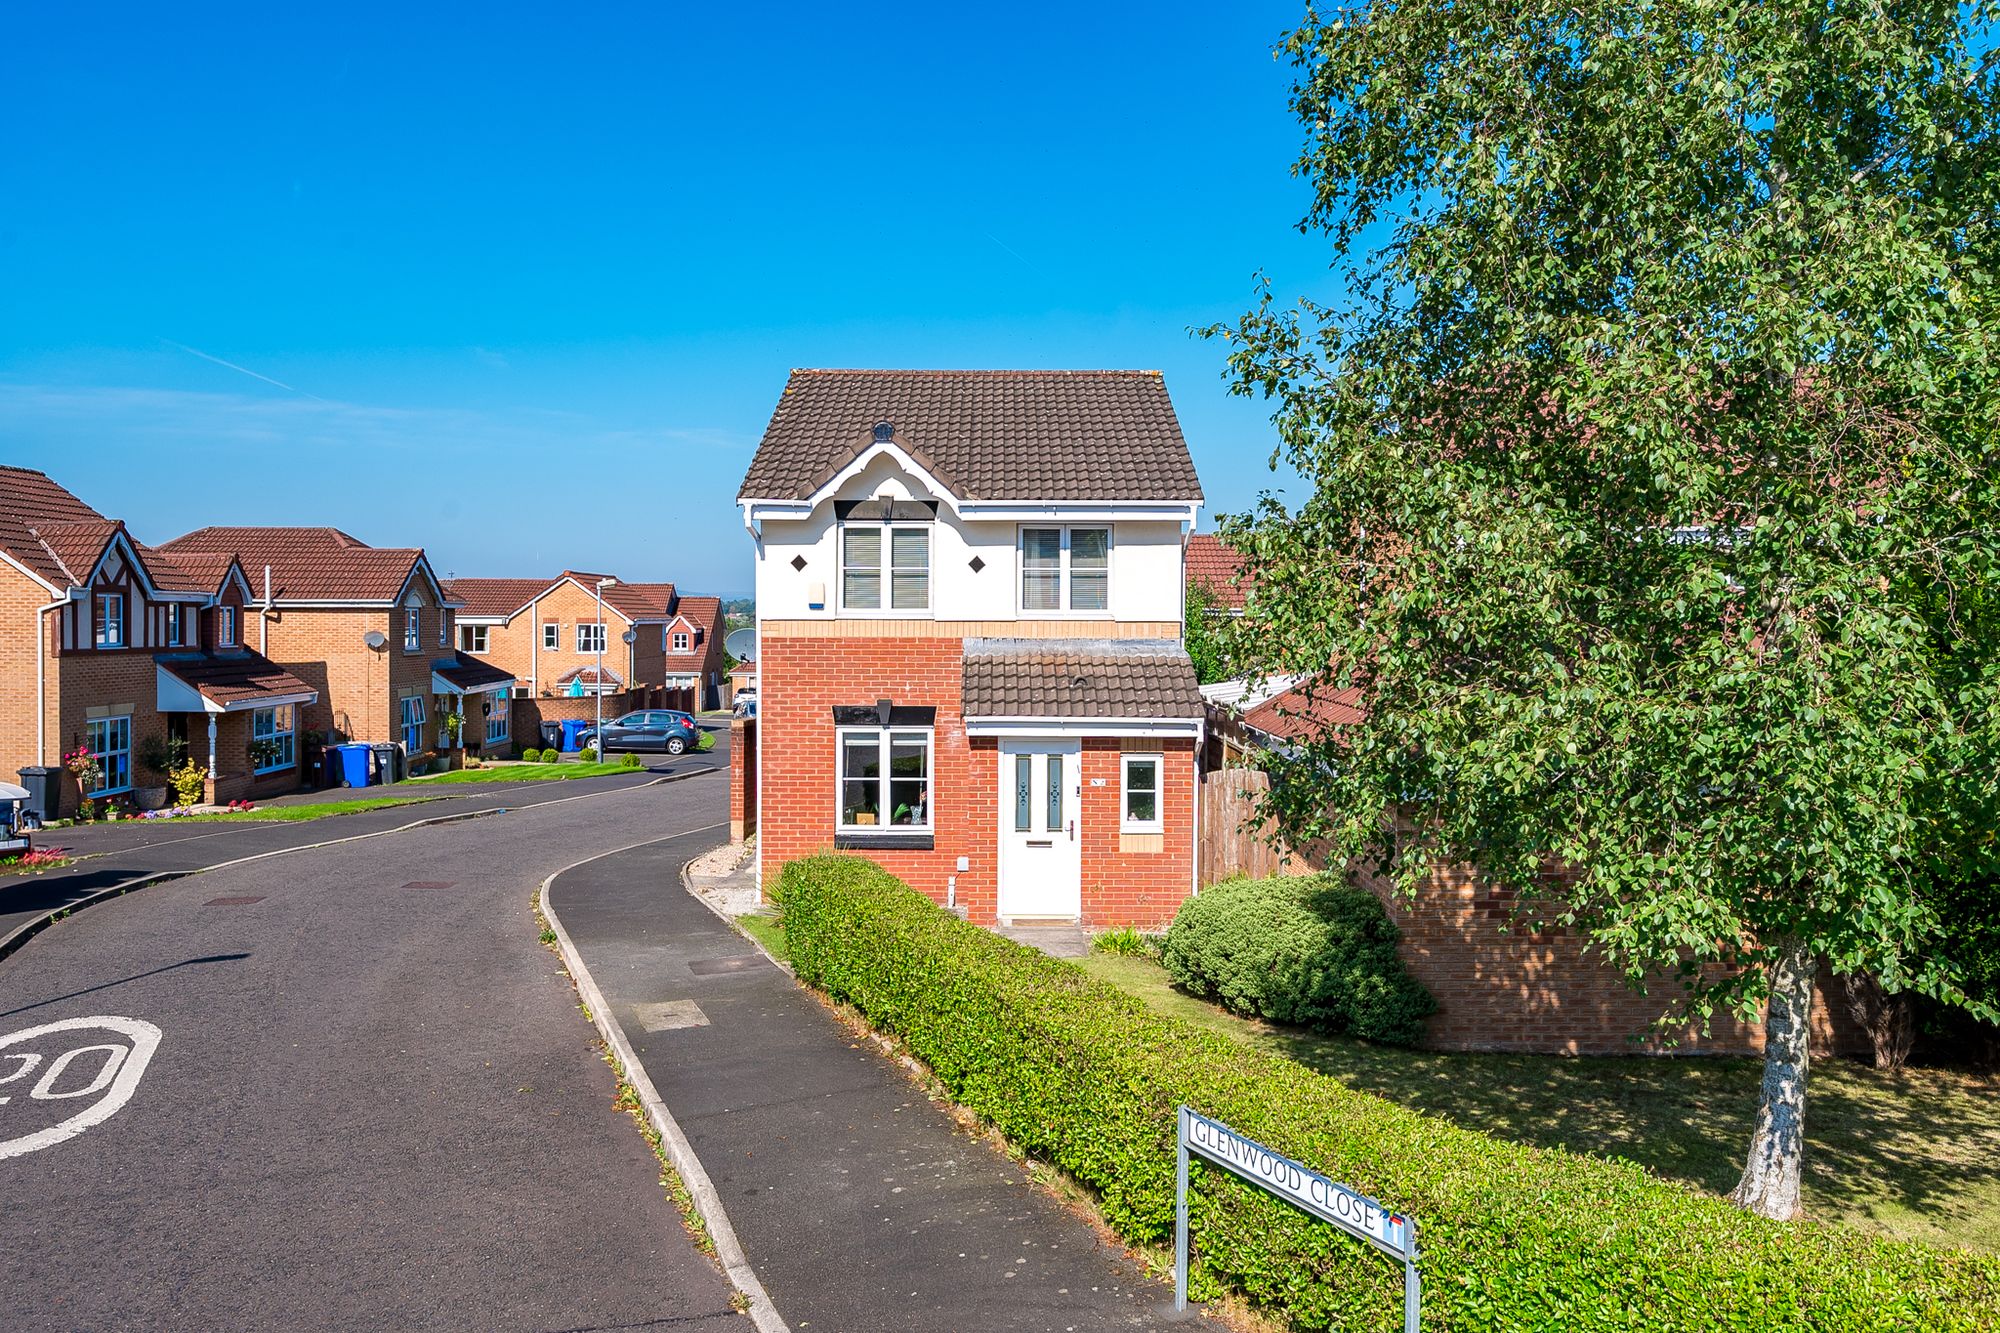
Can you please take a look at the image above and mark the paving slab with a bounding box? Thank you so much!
[549,837,1187,1333]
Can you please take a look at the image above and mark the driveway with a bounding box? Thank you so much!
[0,774,749,1332]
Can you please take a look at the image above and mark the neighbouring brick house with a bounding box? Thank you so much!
[738,369,1206,928]
[445,573,727,708]
[0,466,321,813]
[157,527,514,770]
[1188,531,1862,1057]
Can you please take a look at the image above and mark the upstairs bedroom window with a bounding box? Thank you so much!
[671,629,691,652]
[404,604,421,652]
[1021,527,1109,613]
[577,622,607,654]
[836,497,937,613]
[94,593,125,648]
[217,606,237,647]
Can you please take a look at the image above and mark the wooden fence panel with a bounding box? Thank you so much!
[1198,767,1324,886]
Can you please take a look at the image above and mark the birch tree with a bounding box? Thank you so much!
[1211,0,2000,1219]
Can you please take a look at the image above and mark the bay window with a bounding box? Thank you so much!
[1020,526,1110,612]
[252,705,296,773]
[84,716,132,796]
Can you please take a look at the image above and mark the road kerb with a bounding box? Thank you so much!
[538,835,788,1333]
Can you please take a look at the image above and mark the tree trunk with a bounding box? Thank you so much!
[1842,972,1915,1070]
[1731,936,1815,1219]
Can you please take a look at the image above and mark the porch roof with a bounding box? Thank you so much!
[432,651,515,696]
[155,651,319,714]
[960,638,1203,721]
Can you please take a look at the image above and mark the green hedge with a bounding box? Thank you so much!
[1161,874,1436,1044]
[776,853,2000,1331]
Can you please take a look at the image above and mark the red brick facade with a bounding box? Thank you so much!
[755,635,1197,928]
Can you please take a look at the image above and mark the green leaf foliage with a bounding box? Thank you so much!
[1161,875,1436,1044]
[1205,0,2000,1028]
[776,854,1999,1329]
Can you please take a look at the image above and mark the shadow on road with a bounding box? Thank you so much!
[0,953,252,1019]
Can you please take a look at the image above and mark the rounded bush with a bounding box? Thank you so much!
[1161,874,1436,1044]
[519,747,542,763]
[619,752,642,768]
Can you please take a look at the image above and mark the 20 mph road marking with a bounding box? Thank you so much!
[0,1016,161,1159]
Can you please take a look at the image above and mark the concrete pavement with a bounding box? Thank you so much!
[547,838,1180,1332]
[0,775,749,1332]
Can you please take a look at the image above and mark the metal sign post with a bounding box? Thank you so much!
[1175,1106,1420,1332]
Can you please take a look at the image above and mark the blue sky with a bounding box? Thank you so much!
[1,3,1333,596]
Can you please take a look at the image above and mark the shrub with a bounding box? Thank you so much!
[777,854,2000,1332]
[1160,874,1436,1045]
[578,745,598,762]
[167,759,207,807]
[1091,927,1152,957]
[619,752,642,769]
[520,748,543,763]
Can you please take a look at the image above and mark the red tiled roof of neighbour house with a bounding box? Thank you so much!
[25,518,122,586]
[738,370,1205,503]
[553,664,624,688]
[1185,532,1249,610]
[156,650,318,708]
[961,638,1203,719]
[160,527,428,603]
[142,547,242,595]
[1240,683,1367,742]
[664,596,721,652]
[599,580,678,621]
[442,578,554,620]
[0,465,112,588]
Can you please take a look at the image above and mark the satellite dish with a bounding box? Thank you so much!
[622,628,638,644]
[724,626,757,662]
[362,630,388,650]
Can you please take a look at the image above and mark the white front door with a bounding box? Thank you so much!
[997,739,1081,921]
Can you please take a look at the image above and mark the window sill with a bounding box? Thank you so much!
[835,831,935,851]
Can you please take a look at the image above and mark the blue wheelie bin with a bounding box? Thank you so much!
[559,718,591,752]
[334,743,374,788]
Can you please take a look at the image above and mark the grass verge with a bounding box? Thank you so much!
[734,911,787,962]
[149,795,440,823]
[1077,951,2000,1255]
[418,761,640,783]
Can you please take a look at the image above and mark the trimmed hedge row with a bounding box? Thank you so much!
[775,854,2000,1332]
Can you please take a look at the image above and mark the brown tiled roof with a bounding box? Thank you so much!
[1186,533,1248,610]
[1242,684,1366,741]
[961,638,1202,719]
[738,370,1204,503]
[554,664,624,688]
[0,466,109,587]
[161,527,427,602]
[444,578,553,619]
[143,547,241,595]
[28,518,121,585]
[433,651,515,692]
[598,580,677,621]
[156,651,317,708]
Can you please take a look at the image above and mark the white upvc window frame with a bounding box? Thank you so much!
[438,609,449,647]
[576,622,607,654]
[252,704,297,774]
[94,592,125,648]
[835,725,934,833]
[543,621,561,651]
[1120,752,1164,833]
[484,691,509,743]
[400,695,427,752]
[838,521,931,615]
[671,629,691,652]
[164,602,182,647]
[403,604,422,653]
[460,624,490,653]
[217,606,237,647]
[85,715,133,796]
[1017,524,1112,615]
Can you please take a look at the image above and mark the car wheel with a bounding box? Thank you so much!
[665,736,687,756]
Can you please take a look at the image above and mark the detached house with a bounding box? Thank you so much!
[0,467,320,813]
[445,573,726,707]
[157,527,513,767]
[738,370,1206,928]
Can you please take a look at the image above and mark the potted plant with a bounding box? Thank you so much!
[134,734,187,811]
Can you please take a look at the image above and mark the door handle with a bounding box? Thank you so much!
[1067,820,1075,841]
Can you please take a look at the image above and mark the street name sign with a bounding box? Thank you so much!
[1175,1106,1420,1331]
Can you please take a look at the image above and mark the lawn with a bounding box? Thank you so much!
[735,911,787,961]
[413,761,641,783]
[1076,952,2000,1255]
[152,795,440,823]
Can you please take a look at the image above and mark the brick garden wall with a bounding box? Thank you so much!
[730,716,756,841]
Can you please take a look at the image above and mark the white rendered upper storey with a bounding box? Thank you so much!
[737,370,1204,628]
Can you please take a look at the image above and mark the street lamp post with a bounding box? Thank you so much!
[594,578,617,758]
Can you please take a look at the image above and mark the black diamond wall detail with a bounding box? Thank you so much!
[968,555,986,572]
[790,554,807,571]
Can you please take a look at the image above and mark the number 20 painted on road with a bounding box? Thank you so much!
[0,1016,162,1160]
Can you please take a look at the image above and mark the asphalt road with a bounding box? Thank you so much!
[0,771,749,1332]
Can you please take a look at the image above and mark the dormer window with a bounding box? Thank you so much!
[836,497,936,614]
[1020,527,1110,613]
[672,630,691,652]
[165,603,183,647]
[94,593,125,648]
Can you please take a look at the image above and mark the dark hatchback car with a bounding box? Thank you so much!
[581,709,699,755]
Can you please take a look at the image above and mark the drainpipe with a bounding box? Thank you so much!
[33,593,70,765]
[207,712,219,779]
[529,594,538,696]
[261,565,272,652]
